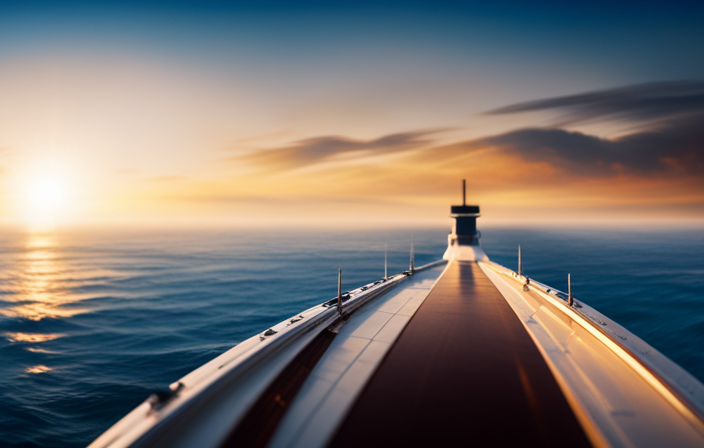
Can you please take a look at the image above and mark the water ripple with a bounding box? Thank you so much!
[1,226,703,447]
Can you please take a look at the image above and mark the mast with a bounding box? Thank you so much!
[462,179,466,206]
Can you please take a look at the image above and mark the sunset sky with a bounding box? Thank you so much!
[1,1,703,227]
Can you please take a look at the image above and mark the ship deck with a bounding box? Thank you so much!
[330,260,591,447]
[89,255,704,448]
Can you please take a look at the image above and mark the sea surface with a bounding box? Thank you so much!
[1,225,703,447]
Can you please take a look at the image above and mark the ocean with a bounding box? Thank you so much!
[1,224,703,447]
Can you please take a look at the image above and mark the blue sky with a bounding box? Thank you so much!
[1,1,703,225]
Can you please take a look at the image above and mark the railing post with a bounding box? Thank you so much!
[518,245,522,277]
[568,273,574,306]
[384,243,388,281]
[337,268,342,315]
[409,240,415,273]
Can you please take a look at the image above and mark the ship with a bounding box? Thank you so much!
[89,181,704,448]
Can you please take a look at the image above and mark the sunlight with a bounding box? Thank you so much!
[29,179,65,213]
[0,233,89,321]
[21,176,71,231]
[25,365,52,374]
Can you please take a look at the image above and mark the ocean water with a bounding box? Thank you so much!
[0,225,703,447]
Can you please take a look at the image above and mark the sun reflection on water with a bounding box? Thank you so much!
[25,365,52,374]
[5,332,64,343]
[25,347,58,354]
[0,232,89,321]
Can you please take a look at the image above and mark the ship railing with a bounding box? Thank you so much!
[481,259,704,429]
[89,257,450,448]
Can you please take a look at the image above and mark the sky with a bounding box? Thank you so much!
[1,1,703,227]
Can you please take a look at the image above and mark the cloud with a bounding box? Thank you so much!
[232,81,704,180]
[233,129,445,171]
[470,122,704,177]
[485,80,704,126]
[220,81,704,211]
[472,81,704,178]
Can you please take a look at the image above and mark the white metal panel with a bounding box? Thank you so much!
[373,314,412,343]
[480,262,704,448]
[88,264,423,448]
[268,264,448,448]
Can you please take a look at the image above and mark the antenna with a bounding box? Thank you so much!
[568,273,573,307]
[384,243,388,281]
[462,179,466,206]
[518,245,522,277]
[337,268,342,315]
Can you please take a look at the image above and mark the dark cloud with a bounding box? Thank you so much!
[235,82,704,180]
[485,81,704,126]
[473,81,704,177]
[234,129,443,171]
[475,116,704,177]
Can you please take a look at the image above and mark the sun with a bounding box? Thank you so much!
[29,179,66,212]
[23,177,70,231]
[9,158,81,230]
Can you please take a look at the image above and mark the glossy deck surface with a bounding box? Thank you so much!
[329,261,592,447]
